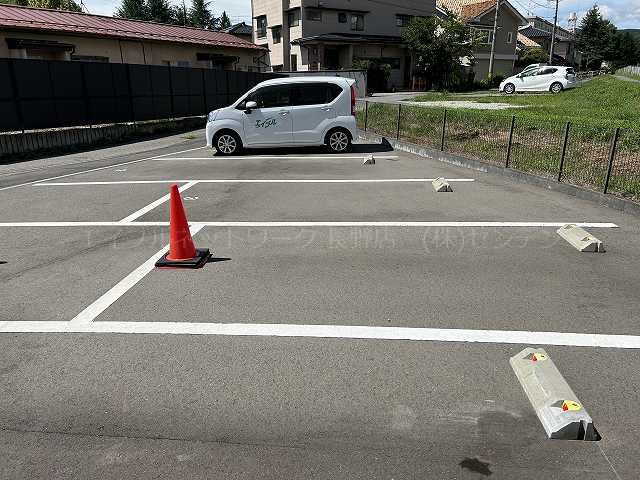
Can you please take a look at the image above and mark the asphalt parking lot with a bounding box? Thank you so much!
[1,132,640,479]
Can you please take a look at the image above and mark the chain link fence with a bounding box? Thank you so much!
[359,100,640,203]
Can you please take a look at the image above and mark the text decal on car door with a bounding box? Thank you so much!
[255,118,277,128]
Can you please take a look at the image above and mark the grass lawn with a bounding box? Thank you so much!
[412,76,640,130]
[357,75,640,200]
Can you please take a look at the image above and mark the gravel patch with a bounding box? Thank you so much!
[401,100,527,110]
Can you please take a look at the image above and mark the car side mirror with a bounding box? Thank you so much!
[245,101,257,113]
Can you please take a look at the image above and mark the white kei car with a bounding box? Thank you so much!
[500,66,577,94]
[205,76,358,155]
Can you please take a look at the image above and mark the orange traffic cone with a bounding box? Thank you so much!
[155,184,209,268]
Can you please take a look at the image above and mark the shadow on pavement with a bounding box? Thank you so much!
[212,142,393,158]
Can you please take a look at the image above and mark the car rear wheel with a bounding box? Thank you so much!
[503,83,515,94]
[326,128,351,153]
[550,82,563,94]
[214,130,241,155]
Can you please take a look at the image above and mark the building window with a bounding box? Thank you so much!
[287,9,300,27]
[272,26,282,44]
[290,54,297,71]
[507,31,513,43]
[471,27,493,45]
[350,14,364,31]
[256,16,267,38]
[306,8,322,21]
[71,54,109,63]
[396,14,412,27]
[338,12,347,23]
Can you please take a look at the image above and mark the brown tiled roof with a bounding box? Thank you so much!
[0,4,265,50]
[437,0,496,21]
[517,32,541,47]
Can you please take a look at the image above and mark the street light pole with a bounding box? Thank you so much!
[488,0,500,78]
[549,0,559,65]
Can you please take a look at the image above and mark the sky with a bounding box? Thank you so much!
[81,0,640,29]
[81,0,253,24]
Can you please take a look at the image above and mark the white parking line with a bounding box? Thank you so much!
[153,155,399,161]
[0,221,620,228]
[118,181,198,223]
[35,178,475,185]
[2,321,640,349]
[0,146,206,193]
[68,225,205,324]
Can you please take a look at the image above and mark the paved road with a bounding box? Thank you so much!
[1,133,639,479]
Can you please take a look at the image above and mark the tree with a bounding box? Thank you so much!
[613,31,640,68]
[188,0,216,29]
[172,1,188,25]
[402,15,475,90]
[219,10,231,29]
[1,0,82,10]
[576,5,617,69]
[517,47,549,68]
[116,0,147,20]
[146,0,172,23]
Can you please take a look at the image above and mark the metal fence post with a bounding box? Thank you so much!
[7,59,25,133]
[125,64,135,124]
[440,108,447,152]
[603,127,620,194]
[558,122,571,182]
[505,115,515,168]
[396,103,402,140]
[364,101,369,131]
[46,60,60,129]
[201,68,207,118]
[168,65,175,119]
[80,63,92,128]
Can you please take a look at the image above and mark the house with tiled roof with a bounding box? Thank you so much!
[437,0,527,80]
[251,0,435,89]
[223,22,253,43]
[518,16,580,66]
[0,4,267,71]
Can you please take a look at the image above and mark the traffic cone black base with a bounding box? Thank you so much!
[155,248,210,269]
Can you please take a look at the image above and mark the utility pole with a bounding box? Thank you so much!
[549,0,559,65]
[488,0,500,78]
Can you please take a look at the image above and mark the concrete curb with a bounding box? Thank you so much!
[557,224,605,252]
[358,130,640,216]
[0,116,206,163]
[510,347,599,440]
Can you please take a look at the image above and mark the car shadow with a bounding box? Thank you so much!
[216,141,393,158]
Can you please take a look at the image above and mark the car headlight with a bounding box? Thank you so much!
[207,110,218,123]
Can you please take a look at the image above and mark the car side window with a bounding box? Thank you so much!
[249,85,291,109]
[292,83,343,106]
[538,67,557,76]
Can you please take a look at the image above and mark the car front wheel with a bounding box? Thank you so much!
[326,129,351,153]
[503,83,515,94]
[214,131,241,155]
[550,82,563,94]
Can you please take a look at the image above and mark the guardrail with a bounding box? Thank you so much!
[356,100,640,202]
[616,65,640,78]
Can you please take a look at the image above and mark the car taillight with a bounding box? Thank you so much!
[350,85,356,116]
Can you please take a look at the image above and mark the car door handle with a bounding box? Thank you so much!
[279,111,289,116]
[321,106,332,111]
